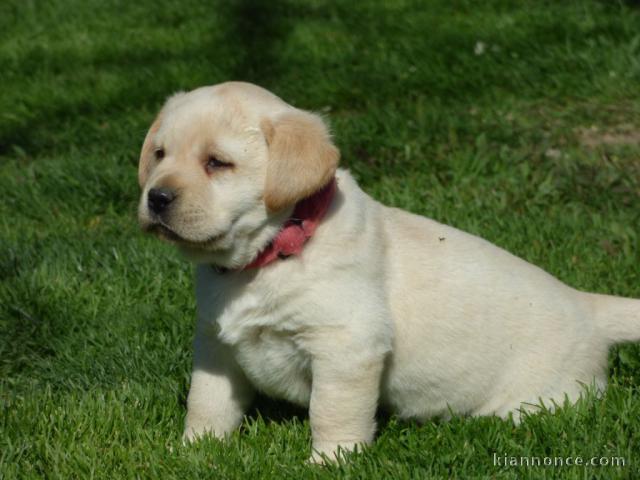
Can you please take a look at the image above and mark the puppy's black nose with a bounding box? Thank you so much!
[147,187,176,215]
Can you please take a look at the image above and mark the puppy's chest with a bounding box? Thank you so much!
[199,280,312,405]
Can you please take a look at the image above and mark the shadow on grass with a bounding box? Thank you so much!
[246,395,308,425]
[243,394,400,438]
[222,0,291,86]
[1,0,293,157]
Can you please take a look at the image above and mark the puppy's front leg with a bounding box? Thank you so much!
[308,354,384,463]
[184,326,254,442]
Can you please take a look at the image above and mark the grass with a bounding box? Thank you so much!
[1,0,640,478]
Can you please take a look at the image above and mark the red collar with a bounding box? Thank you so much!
[244,178,337,270]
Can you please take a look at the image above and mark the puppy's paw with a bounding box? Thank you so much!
[183,416,232,445]
[307,441,361,465]
[182,425,212,445]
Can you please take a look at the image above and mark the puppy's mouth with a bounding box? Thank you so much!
[144,223,223,248]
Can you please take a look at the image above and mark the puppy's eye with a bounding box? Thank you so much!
[206,155,233,171]
[154,148,165,161]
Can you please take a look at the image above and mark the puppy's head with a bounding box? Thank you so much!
[138,82,339,268]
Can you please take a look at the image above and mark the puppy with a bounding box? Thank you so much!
[138,82,640,462]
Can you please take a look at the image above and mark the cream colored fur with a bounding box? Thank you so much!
[138,82,640,463]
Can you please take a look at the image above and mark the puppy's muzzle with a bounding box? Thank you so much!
[147,187,176,216]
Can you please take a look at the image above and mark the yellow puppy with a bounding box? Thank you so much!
[138,82,640,462]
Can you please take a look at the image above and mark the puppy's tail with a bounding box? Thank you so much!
[591,293,640,344]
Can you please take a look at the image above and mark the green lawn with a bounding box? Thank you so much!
[1,0,640,478]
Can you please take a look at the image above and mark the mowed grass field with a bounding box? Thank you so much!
[1,0,640,478]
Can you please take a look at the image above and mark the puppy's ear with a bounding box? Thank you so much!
[261,110,339,212]
[138,114,162,188]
